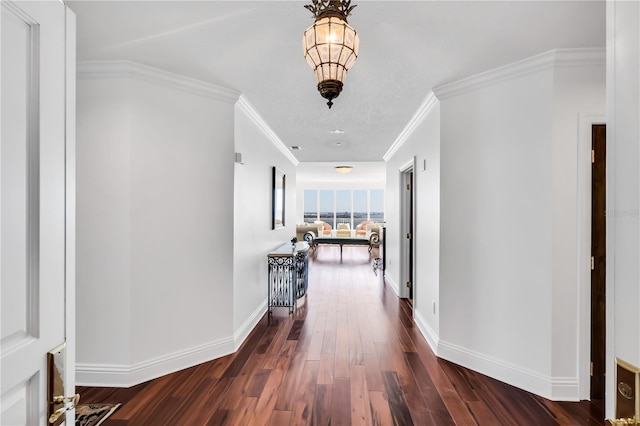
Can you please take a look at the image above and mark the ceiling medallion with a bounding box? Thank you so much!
[303,0,360,109]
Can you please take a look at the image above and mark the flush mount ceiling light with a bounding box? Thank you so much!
[303,0,359,109]
[335,165,353,174]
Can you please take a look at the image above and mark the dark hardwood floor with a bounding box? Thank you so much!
[78,245,605,425]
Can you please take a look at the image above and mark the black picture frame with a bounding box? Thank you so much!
[272,166,285,229]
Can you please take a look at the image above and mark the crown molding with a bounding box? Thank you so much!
[77,60,240,104]
[383,91,439,162]
[433,48,605,100]
[236,95,299,166]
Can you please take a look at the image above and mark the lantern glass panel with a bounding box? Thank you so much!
[330,45,341,62]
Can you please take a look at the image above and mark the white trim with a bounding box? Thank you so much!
[76,336,235,387]
[64,7,77,422]
[236,95,299,166]
[605,1,616,417]
[77,60,240,103]
[399,158,414,174]
[76,300,268,388]
[438,340,580,401]
[383,92,438,162]
[414,309,438,356]
[433,48,605,100]
[233,299,268,350]
[384,275,400,297]
[577,113,605,400]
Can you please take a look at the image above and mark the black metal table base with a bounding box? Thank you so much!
[267,243,309,315]
[305,232,380,263]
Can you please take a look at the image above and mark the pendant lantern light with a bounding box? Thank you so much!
[303,0,359,108]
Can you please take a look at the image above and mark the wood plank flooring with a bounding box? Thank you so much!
[77,245,605,425]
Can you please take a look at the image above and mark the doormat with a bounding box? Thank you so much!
[75,403,121,426]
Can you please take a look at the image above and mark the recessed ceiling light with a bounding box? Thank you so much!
[330,129,345,134]
[335,165,353,174]
[290,146,302,150]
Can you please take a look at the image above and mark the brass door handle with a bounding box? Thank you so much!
[49,394,80,424]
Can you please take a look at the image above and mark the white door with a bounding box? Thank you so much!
[1,1,75,425]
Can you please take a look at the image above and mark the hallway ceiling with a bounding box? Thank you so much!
[68,0,605,163]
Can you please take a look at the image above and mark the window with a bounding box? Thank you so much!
[303,189,384,229]
[303,189,318,223]
[353,190,367,228]
[335,190,350,227]
[319,190,335,228]
[370,189,384,222]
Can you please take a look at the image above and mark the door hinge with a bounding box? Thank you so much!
[406,183,411,191]
[406,281,412,288]
[590,362,594,376]
[591,256,595,271]
[406,232,412,239]
[591,149,595,164]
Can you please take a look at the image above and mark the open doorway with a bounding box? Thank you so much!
[400,159,415,308]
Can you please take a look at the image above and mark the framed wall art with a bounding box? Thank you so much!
[272,167,285,230]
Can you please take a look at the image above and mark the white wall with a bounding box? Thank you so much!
[233,97,298,339]
[607,0,640,418]
[76,75,133,369]
[384,49,605,401]
[76,62,242,386]
[439,64,557,396]
[127,74,236,368]
[384,95,441,346]
[436,50,604,400]
[551,61,607,390]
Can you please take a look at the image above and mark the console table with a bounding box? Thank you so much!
[267,241,309,314]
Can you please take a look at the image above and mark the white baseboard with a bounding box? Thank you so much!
[384,274,400,297]
[77,300,268,387]
[549,376,581,401]
[233,299,268,350]
[414,309,439,356]
[76,336,235,387]
[438,339,579,401]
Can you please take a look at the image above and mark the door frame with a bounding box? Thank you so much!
[577,113,605,400]
[65,5,77,414]
[399,157,416,304]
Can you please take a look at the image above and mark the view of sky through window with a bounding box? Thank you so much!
[303,189,385,229]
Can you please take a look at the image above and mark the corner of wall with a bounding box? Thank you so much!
[232,92,298,360]
[233,300,268,351]
[384,275,400,297]
[437,340,579,402]
[236,95,299,166]
[414,309,439,355]
[76,336,236,387]
[383,92,438,161]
